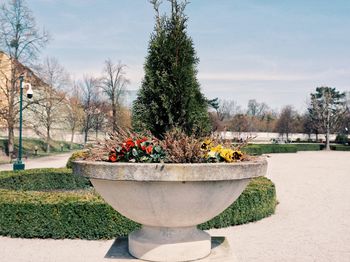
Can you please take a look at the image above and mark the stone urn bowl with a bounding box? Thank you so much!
[73,158,267,262]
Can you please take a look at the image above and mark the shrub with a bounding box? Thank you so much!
[200,177,276,229]
[0,189,138,239]
[0,175,276,239]
[330,144,350,151]
[335,134,349,145]
[242,144,297,155]
[66,150,89,169]
[294,144,322,151]
[0,168,91,191]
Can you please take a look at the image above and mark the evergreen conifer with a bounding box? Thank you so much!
[132,0,210,137]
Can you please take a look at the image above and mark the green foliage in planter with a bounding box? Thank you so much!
[66,150,89,169]
[199,177,276,229]
[0,168,90,191]
[0,174,276,239]
[132,0,210,137]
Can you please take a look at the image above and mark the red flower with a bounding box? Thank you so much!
[136,137,148,148]
[124,138,135,151]
[145,145,153,154]
[109,153,117,162]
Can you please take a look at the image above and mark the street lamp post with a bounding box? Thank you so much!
[13,75,33,171]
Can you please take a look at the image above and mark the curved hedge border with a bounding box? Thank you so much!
[0,169,276,239]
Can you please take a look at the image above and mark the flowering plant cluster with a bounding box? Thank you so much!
[87,129,248,164]
[108,136,166,163]
[201,139,244,163]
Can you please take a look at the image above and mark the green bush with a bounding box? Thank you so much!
[335,134,349,145]
[242,145,262,155]
[0,168,91,191]
[294,144,322,151]
[0,167,276,239]
[242,143,325,155]
[243,144,297,155]
[66,150,89,169]
[0,189,138,239]
[199,177,276,229]
[330,144,350,151]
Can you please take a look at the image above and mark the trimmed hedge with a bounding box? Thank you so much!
[0,169,276,239]
[199,177,276,229]
[0,168,91,191]
[243,143,350,155]
[330,144,350,151]
[0,189,139,239]
[294,143,323,151]
[243,144,298,155]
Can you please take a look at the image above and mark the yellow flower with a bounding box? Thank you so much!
[219,148,234,162]
[211,145,223,153]
[201,139,213,151]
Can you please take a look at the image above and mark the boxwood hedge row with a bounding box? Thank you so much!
[0,168,276,239]
[0,168,91,191]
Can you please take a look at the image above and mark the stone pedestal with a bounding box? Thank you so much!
[105,236,238,262]
[129,226,211,262]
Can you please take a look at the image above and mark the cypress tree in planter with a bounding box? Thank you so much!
[132,0,210,137]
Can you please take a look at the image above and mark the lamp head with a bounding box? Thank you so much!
[25,83,33,99]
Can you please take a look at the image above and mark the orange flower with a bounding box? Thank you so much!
[146,145,153,154]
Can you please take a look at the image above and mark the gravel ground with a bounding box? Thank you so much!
[1,151,350,262]
[0,152,72,171]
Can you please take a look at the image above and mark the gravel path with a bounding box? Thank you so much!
[0,152,72,171]
[1,151,350,262]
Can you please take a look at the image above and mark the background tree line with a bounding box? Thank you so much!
[0,0,131,155]
[210,89,349,146]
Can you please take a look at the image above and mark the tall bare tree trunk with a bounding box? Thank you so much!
[7,122,15,158]
[70,129,75,150]
[84,128,88,145]
[46,127,51,153]
[112,103,117,131]
[326,108,331,150]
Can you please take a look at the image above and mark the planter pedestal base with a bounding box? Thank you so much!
[128,226,211,262]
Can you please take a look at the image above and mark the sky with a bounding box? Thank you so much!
[20,0,350,111]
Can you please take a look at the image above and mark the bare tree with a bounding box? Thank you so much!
[101,59,129,131]
[230,114,249,135]
[80,76,101,144]
[275,105,297,141]
[0,0,49,156]
[246,99,268,119]
[28,57,69,153]
[64,82,84,149]
[308,87,346,150]
[91,101,109,139]
[216,99,240,121]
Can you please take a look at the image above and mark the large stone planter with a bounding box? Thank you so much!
[73,158,267,262]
